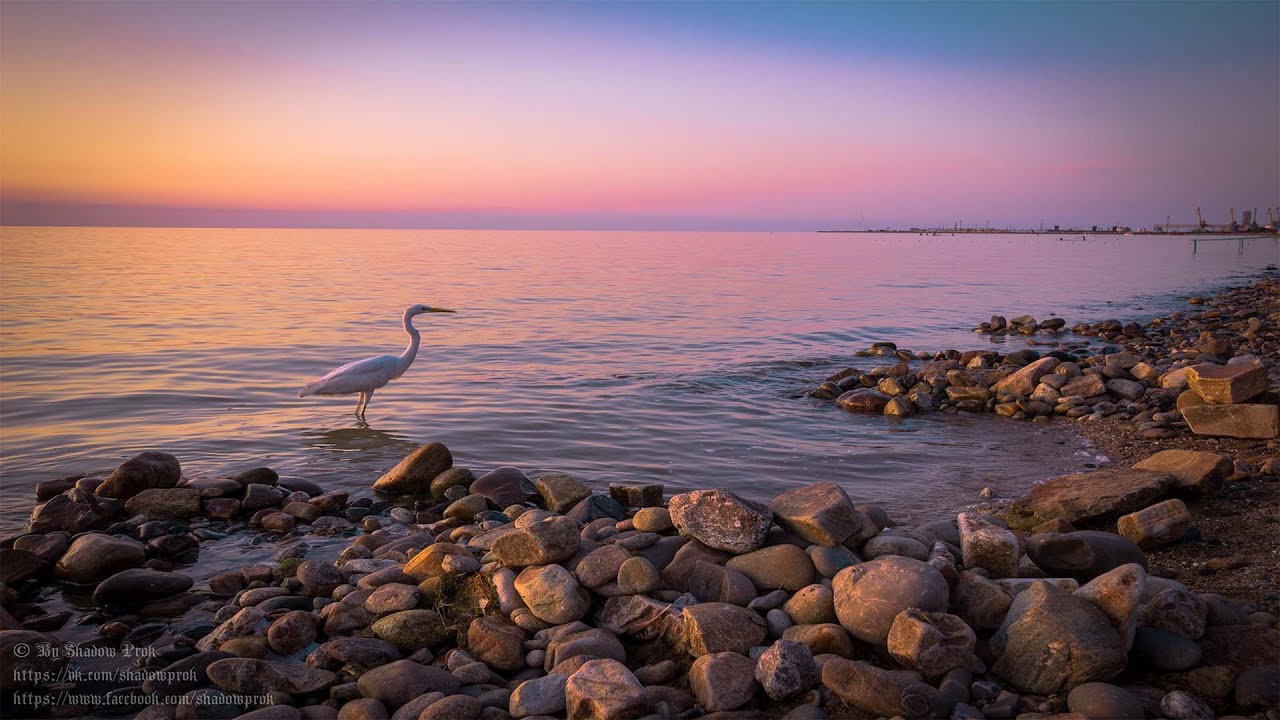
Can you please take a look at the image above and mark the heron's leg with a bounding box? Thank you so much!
[356,392,369,418]
[361,389,375,418]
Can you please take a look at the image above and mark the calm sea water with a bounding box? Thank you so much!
[2,228,1277,534]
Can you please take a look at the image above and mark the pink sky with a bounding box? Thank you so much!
[2,3,1277,230]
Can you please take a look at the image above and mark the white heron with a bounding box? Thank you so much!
[299,304,455,418]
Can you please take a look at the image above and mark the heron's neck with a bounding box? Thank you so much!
[398,311,421,371]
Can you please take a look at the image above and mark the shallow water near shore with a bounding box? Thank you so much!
[3,228,1277,535]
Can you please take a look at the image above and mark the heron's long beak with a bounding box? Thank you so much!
[427,307,457,313]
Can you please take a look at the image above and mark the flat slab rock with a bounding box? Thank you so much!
[1187,362,1268,404]
[1011,468,1174,527]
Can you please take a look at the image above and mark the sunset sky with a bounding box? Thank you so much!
[2,2,1277,230]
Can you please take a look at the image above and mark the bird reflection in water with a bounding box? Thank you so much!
[301,425,418,456]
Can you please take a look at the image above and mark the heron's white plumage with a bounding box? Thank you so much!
[298,354,400,396]
[299,303,454,418]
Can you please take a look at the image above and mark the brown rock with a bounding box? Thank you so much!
[687,560,757,606]
[1073,563,1144,652]
[993,357,1060,396]
[515,564,590,625]
[725,544,816,592]
[886,608,982,680]
[1187,362,1268,404]
[491,517,581,568]
[96,451,182,500]
[950,571,1014,632]
[782,623,856,658]
[681,602,767,656]
[1012,468,1174,525]
[991,581,1125,694]
[821,658,941,719]
[1181,395,1279,439]
[54,533,146,584]
[565,659,648,720]
[1200,625,1280,670]
[1116,499,1191,549]
[1133,449,1233,495]
[769,483,862,547]
[836,388,890,412]
[467,615,525,672]
[470,466,537,508]
[832,555,949,646]
[404,542,475,581]
[689,652,757,712]
[372,442,452,495]
[535,474,591,514]
[125,488,202,518]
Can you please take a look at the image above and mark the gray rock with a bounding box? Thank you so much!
[1130,626,1202,671]
[756,639,818,701]
[1025,531,1146,581]
[668,489,773,554]
[1160,690,1215,720]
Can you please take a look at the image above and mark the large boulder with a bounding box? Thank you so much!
[91,568,194,607]
[1187,362,1267,404]
[1011,468,1174,526]
[565,659,648,720]
[1025,531,1146,581]
[491,517,581,568]
[768,483,862,547]
[372,442,452,494]
[1180,397,1279,439]
[1133,449,1233,495]
[833,555,948,646]
[680,602,767,656]
[54,533,146,584]
[668,489,773,554]
[124,487,202,518]
[97,451,181,499]
[991,581,1126,694]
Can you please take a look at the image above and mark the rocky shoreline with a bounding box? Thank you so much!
[2,272,1278,720]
